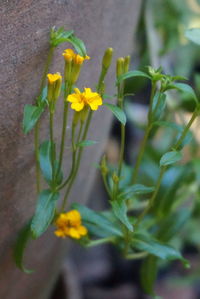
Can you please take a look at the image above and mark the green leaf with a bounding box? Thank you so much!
[133,233,188,265]
[22,105,44,134]
[160,151,182,167]
[36,86,48,106]
[156,208,191,242]
[152,92,166,121]
[104,103,126,125]
[173,82,198,104]
[39,140,53,184]
[153,121,193,147]
[76,140,98,148]
[110,200,133,231]
[50,27,74,47]
[118,184,155,200]
[72,203,122,237]
[14,220,33,273]
[31,190,59,238]
[140,255,157,295]
[117,70,151,84]
[185,28,200,45]
[68,34,87,57]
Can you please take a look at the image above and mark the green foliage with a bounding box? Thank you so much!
[76,140,98,148]
[23,105,44,134]
[118,184,155,200]
[14,220,33,273]
[31,190,59,238]
[140,255,158,295]
[185,28,200,46]
[110,199,133,232]
[72,203,122,238]
[117,70,151,84]
[160,151,182,166]
[104,103,126,125]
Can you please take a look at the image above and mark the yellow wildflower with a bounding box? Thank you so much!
[67,88,103,112]
[62,48,90,65]
[47,72,62,84]
[54,210,88,239]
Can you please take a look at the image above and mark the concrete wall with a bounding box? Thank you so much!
[0,1,141,298]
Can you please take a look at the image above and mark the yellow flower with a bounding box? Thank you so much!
[67,88,103,112]
[62,48,90,65]
[54,210,88,239]
[47,72,62,84]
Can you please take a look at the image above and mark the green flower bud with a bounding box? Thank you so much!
[124,55,130,73]
[102,48,114,69]
[116,57,125,78]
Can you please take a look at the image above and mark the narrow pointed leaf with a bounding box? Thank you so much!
[117,70,151,84]
[173,82,198,104]
[31,190,59,238]
[14,220,33,273]
[110,200,133,231]
[160,151,182,166]
[39,140,52,183]
[104,103,126,125]
[72,203,122,237]
[77,140,98,148]
[68,34,87,57]
[133,233,189,266]
[23,105,44,134]
[118,184,155,200]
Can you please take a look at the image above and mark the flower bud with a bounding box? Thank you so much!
[124,55,130,73]
[54,75,62,100]
[112,172,119,184]
[116,57,125,78]
[71,63,82,84]
[100,155,108,176]
[102,48,113,69]
[64,59,72,82]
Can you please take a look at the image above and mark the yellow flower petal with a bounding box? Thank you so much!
[54,229,66,238]
[78,225,88,236]
[68,228,81,239]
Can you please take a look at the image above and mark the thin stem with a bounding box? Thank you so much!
[86,237,115,247]
[34,46,55,194]
[126,251,148,260]
[131,82,156,184]
[102,174,112,198]
[39,47,54,94]
[135,108,198,226]
[49,111,55,184]
[57,122,84,191]
[34,121,40,193]
[56,83,71,179]
[61,111,93,210]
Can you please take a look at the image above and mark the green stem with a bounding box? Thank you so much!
[135,108,198,226]
[86,237,115,247]
[39,47,54,94]
[61,111,93,210]
[56,83,71,179]
[102,174,112,198]
[34,121,40,193]
[49,111,55,184]
[131,82,156,184]
[126,251,148,260]
[34,46,55,194]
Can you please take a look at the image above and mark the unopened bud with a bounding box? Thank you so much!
[116,57,125,78]
[100,155,108,176]
[124,55,130,73]
[71,63,82,84]
[102,48,113,69]
[54,73,62,100]
[112,172,119,184]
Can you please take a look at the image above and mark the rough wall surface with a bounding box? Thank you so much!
[0,1,141,298]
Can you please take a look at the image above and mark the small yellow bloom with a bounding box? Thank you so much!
[67,88,102,112]
[47,72,62,84]
[62,48,90,65]
[54,209,88,239]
